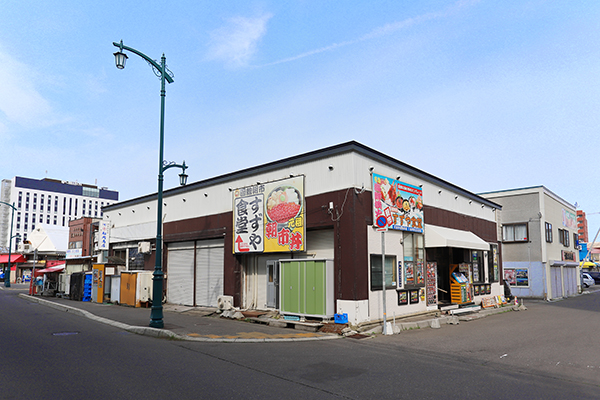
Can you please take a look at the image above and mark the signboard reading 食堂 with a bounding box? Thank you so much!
[372,173,423,233]
[233,176,305,254]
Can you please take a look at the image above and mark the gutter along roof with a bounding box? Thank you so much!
[104,141,501,211]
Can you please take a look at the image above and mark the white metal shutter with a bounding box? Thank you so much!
[195,239,224,307]
[167,241,195,306]
[306,229,334,259]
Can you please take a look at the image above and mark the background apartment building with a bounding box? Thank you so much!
[0,177,118,252]
[480,186,580,300]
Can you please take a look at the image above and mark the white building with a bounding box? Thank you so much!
[103,142,504,325]
[480,186,580,300]
[0,177,119,251]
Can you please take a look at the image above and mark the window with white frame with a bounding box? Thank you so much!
[503,223,528,242]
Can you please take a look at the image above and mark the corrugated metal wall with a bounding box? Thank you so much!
[167,239,224,307]
[167,241,194,306]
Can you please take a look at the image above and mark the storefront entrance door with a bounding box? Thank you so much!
[266,260,279,308]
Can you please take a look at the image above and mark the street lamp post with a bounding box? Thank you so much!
[0,201,17,288]
[112,40,188,329]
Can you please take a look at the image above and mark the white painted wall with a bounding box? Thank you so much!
[105,151,497,242]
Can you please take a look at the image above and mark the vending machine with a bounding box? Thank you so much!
[450,270,470,304]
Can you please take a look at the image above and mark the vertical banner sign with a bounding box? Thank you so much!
[426,262,438,306]
[493,246,499,281]
[233,184,266,253]
[98,221,109,250]
[233,176,305,253]
[372,174,423,233]
[562,209,577,230]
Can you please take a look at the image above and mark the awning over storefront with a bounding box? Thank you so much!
[424,224,489,251]
[36,265,65,274]
[551,260,579,267]
[0,254,26,263]
[580,261,597,268]
[46,260,66,268]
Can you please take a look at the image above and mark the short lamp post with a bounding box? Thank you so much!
[0,201,17,288]
[112,40,188,329]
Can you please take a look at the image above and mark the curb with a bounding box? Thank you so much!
[17,294,340,343]
[19,293,178,339]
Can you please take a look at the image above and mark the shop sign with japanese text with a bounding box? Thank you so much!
[233,176,305,253]
[98,221,109,250]
[372,173,423,233]
[233,184,266,253]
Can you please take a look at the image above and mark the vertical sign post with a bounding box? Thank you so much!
[381,230,387,335]
[375,213,389,335]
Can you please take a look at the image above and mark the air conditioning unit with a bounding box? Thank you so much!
[217,295,234,311]
[19,243,32,253]
[138,241,151,254]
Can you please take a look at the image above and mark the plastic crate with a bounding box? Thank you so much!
[334,313,348,324]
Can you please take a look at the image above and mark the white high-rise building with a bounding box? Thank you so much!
[0,177,119,251]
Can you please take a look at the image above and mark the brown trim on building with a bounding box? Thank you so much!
[161,187,374,307]
[305,189,372,302]
[159,192,500,308]
[423,205,497,243]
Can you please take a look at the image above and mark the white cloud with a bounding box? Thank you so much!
[263,0,479,66]
[0,49,52,127]
[207,13,273,68]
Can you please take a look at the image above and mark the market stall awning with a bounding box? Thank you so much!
[36,265,65,274]
[580,261,597,268]
[425,224,490,251]
[0,254,26,263]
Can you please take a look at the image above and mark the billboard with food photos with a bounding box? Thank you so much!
[233,176,305,253]
[372,173,423,233]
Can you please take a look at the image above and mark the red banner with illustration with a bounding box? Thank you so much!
[372,173,423,233]
[233,176,305,253]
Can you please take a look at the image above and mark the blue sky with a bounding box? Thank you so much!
[1,1,599,240]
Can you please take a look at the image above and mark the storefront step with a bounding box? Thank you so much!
[449,305,481,315]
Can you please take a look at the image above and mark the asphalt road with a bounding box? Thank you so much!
[1,286,599,399]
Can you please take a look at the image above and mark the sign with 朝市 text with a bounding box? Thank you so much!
[372,174,423,233]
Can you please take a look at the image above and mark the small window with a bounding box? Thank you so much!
[503,223,528,242]
[558,229,570,247]
[574,233,579,249]
[370,254,397,291]
[545,222,552,243]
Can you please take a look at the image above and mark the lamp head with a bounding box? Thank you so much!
[179,161,188,186]
[114,51,128,69]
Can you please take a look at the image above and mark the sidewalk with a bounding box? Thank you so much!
[16,292,341,343]
[5,284,526,342]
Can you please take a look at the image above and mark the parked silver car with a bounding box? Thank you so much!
[582,272,594,288]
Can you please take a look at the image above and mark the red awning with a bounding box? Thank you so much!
[36,265,65,274]
[45,260,65,268]
[0,254,26,263]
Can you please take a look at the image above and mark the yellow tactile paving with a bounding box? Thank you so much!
[186,331,323,339]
